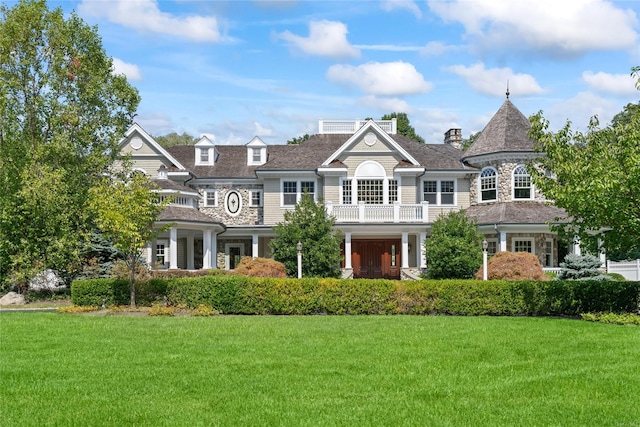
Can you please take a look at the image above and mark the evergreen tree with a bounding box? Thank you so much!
[381,112,425,143]
[425,211,483,279]
[270,195,343,278]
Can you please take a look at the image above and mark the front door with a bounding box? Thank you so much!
[352,240,400,279]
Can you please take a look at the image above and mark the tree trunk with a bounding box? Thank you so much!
[129,259,136,307]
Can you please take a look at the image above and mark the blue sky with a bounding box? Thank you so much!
[34,0,640,144]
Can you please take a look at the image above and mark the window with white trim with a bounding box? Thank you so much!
[423,180,455,205]
[204,190,217,207]
[544,239,553,267]
[357,179,384,204]
[480,168,498,202]
[342,180,352,204]
[485,239,498,256]
[250,190,262,207]
[513,165,532,200]
[252,148,261,163]
[282,180,316,206]
[388,179,398,203]
[513,238,534,254]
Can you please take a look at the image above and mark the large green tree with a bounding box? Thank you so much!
[425,211,483,279]
[0,0,140,289]
[88,168,170,306]
[154,132,197,149]
[381,112,425,143]
[528,67,640,258]
[270,195,343,278]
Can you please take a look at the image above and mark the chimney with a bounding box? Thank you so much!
[444,128,462,150]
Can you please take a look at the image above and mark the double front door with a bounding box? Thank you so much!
[352,239,400,279]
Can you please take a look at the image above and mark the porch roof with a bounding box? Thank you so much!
[158,206,224,226]
[464,202,568,225]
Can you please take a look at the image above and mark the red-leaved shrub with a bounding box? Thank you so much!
[233,256,287,278]
[476,251,549,281]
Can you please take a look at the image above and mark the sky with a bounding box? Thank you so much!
[25,0,640,144]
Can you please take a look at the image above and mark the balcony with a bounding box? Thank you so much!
[325,202,429,223]
[318,119,397,135]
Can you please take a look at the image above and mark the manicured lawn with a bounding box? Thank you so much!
[1,313,639,426]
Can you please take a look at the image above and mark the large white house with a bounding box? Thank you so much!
[120,97,570,279]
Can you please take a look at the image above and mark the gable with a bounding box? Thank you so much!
[120,123,186,177]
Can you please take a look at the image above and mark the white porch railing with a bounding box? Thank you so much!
[607,260,640,281]
[325,202,429,223]
[318,119,397,135]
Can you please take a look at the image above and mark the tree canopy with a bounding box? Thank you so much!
[528,67,640,259]
[154,132,197,149]
[0,0,140,289]
[381,112,425,143]
[270,195,343,278]
[425,211,483,279]
[287,133,312,145]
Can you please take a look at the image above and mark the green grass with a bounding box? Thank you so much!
[1,314,639,426]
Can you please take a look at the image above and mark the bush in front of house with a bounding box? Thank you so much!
[71,276,640,316]
[558,253,607,280]
[233,257,287,278]
[476,251,549,281]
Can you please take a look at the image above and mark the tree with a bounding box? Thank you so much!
[425,211,483,279]
[461,131,480,151]
[381,112,425,143]
[0,0,140,290]
[154,132,197,149]
[270,195,343,278]
[88,167,170,306]
[287,133,312,145]
[528,67,640,259]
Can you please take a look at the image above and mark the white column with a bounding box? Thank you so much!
[344,232,352,269]
[169,227,178,269]
[499,230,507,252]
[252,234,259,258]
[211,232,217,269]
[145,242,153,265]
[573,236,582,256]
[202,230,212,269]
[401,232,409,269]
[598,238,606,266]
[419,232,427,269]
[186,234,194,270]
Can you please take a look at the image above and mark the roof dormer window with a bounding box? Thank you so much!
[195,135,216,166]
[246,136,266,166]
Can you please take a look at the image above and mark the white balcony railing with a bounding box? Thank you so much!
[318,119,397,135]
[325,202,429,223]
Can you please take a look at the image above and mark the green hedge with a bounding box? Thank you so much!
[71,277,640,316]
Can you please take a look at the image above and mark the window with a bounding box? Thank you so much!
[200,149,209,163]
[250,190,262,207]
[441,180,455,205]
[513,239,534,254]
[156,241,167,268]
[388,179,398,203]
[252,148,261,163]
[282,180,316,206]
[423,181,437,204]
[480,168,497,201]
[357,179,384,204]
[513,165,532,199]
[342,180,352,204]
[486,240,498,256]
[283,181,297,206]
[423,180,455,205]
[544,239,553,267]
[205,190,217,207]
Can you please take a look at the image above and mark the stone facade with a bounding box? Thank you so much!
[468,157,545,205]
[199,184,263,225]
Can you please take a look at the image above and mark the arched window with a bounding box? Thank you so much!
[512,165,532,200]
[480,167,497,202]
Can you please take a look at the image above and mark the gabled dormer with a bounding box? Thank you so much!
[246,136,267,166]
[195,135,216,166]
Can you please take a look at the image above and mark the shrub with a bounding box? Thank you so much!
[190,304,220,316]
[581,312,640,325]
[148,304,176,316]
[476,251,549,281]
[233,257,287,278]
[558,254,606,280]
[109,260,150,282]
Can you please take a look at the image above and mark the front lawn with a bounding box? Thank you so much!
[1,314,639,426]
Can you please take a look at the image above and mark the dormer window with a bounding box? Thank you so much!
[195,136,216,166]
[247,136,266,166]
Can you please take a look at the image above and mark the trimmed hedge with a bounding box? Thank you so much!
[71,276,640,316]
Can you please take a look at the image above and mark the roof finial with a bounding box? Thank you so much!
[506,80,510,99]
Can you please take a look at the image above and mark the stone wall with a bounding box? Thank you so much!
[198,184,263,225]
[468,158,546,205]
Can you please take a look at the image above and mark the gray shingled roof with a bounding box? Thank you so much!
[463,100,534,159]
[166,133,471,178]
[158,206,223,224]
[152,178,194,193]
[464,202,568,225]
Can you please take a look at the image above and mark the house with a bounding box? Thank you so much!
[119,97,570,279]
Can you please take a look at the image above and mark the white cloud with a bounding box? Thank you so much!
[112,58,142,81]
[381,0,422,19]
[277,20,360,59]
[78,0,224,42]
[445,63,544,97]
[428,0,639,57]
[582,71,638,96]
[547,92,618,131]
[254,122,275,137]
[326,61,432,96]
[420,41,462,56]
[360,95,411,113]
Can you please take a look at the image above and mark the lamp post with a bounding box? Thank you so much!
[297,241,302,279]
[482,239,488,281]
